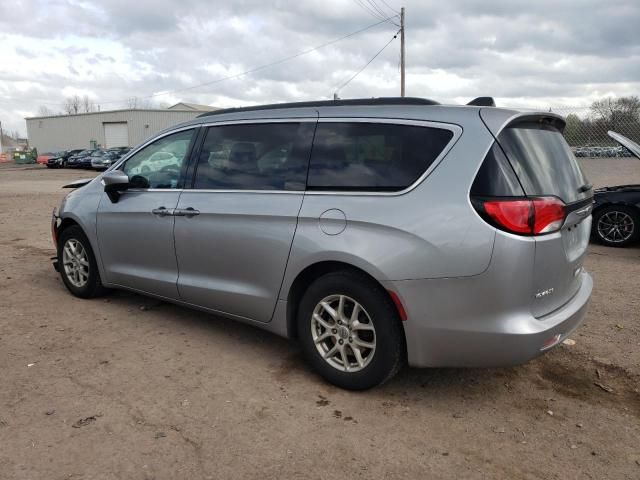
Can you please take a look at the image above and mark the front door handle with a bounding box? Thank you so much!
[174,207,200,217]
[152,207,173,217]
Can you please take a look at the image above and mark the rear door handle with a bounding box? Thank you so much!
[152,207,174,217]
[174,207,200,217]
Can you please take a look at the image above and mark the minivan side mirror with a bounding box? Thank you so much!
[102,170,129,203]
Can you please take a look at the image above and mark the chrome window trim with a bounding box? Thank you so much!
[184,189,304,195]
[110,117,462,197]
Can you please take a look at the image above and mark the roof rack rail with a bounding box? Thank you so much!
[197,97,440,118]
[467,97,495,107]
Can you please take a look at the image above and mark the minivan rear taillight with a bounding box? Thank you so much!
[476,197,566,236]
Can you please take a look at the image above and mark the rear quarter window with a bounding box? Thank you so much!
[307,122,454,191]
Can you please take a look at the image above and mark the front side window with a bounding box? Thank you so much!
[307,122,454,191]
[193,123,314,191]
[121,129,194,189]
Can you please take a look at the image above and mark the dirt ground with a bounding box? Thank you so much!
[0,160,638,480]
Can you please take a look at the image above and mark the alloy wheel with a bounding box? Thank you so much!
[597,211,635,243]
[62,239,90,288]
[311,294,376,372]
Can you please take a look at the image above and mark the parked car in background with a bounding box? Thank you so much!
[591,131,640,247]
[51,98,593,390]
[91,150,123,170]
[37,152,55,165]
[67,149,96,168]
[47,149,84,168]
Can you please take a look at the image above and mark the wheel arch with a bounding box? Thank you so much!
[592,201,640,218]
[56,213,107,281]
[58,216,80,234]
[285,260,403,340]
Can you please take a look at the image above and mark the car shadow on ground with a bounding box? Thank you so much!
[86,285,640,419]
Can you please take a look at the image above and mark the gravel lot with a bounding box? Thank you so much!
[0,160,639,479]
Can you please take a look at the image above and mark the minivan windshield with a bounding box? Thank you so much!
[498,122,590,204]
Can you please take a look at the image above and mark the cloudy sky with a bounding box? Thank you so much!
[1,0,639,135]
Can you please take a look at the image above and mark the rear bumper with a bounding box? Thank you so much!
[387,271,592,368]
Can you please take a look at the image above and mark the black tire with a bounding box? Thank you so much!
[297,270,406,390]
[57,225,107,298]
[593,205,640,247]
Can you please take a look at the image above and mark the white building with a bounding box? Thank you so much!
[25,103,218,152]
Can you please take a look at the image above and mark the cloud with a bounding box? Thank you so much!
[0,0,639,135]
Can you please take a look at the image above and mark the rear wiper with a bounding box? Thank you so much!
[578,183,593,193]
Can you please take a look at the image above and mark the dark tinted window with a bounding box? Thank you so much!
[498,122,589,203]
[194,123,314,190]
[471,142,525,197]
[307,123,453,191]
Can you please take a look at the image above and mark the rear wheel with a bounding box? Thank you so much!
[57,225,107,298]
[297,270,405,390]
[593,205,639,247]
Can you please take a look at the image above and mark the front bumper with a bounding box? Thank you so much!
[387,271,593,368]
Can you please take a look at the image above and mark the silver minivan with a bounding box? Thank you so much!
[52,98,593,390]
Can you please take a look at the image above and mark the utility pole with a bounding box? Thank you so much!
[0,121,3,154]
[400,7,405,97]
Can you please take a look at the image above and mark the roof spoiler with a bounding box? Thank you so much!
[467,97,495,107]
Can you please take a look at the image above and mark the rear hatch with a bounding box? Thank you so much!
[476,112,593,318]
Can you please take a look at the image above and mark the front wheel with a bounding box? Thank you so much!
[593,205,639,247]
[297,270,405,390]
[57,225,107,298]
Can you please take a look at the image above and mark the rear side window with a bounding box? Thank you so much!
[194,123,314,191]
[307,122,454,191]
[471,143,524,197]
[497,122,589,203]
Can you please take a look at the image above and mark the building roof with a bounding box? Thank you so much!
[25,108,204,120]
[168,102,218,111]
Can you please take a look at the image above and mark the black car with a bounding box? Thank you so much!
[591,131,640,247]
[67,149,96,168]
[47,149,83,168]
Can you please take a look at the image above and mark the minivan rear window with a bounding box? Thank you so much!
[497,122,590,204]
[307,122,454,191]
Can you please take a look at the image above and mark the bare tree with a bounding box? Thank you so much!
[63,95,81,115]
[82,95,96,113]
[591,96,640,132]
[38,105,54,116]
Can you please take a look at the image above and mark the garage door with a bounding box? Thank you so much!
[104,123,129,148]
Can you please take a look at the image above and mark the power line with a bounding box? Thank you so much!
[352,0,386,21]
[334,29,400,94]
[352,0,399,26]
[379,0,400,15]
[366,0,391,20]
[23,16,399,107]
